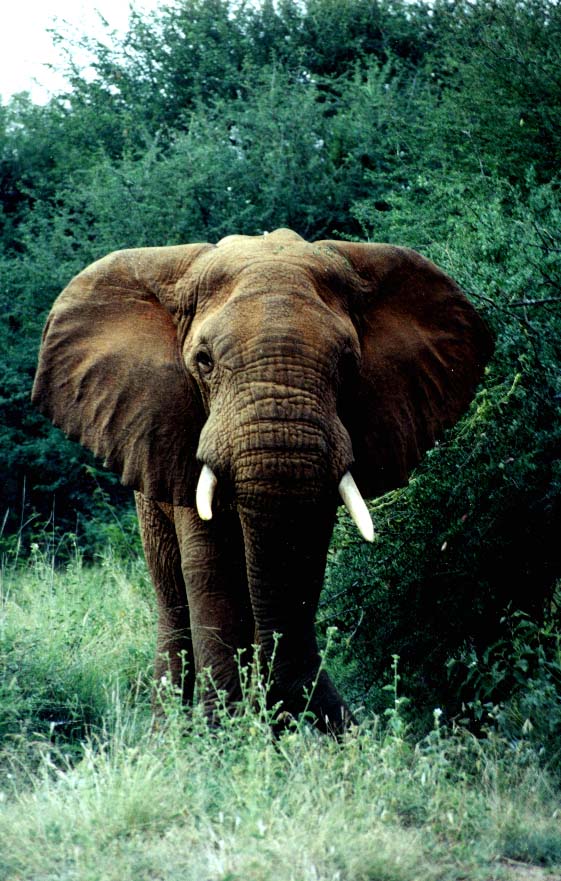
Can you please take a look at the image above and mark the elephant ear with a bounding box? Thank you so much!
[323,242,494,498]
[32,244,212,506]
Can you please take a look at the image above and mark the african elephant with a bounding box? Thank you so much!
[32,228,493,733]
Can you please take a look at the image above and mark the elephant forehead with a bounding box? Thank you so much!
[202,288,355,360]
[192,237,355,309]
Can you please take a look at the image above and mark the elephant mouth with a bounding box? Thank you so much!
[196,463,374,542]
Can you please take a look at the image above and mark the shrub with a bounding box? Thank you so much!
[322,178,561,727]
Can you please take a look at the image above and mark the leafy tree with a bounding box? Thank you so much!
[425,0,561,182]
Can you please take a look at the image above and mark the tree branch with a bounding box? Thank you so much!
[508,297,561,307]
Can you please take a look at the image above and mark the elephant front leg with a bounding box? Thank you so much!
[174,506,255,721]
[135,493,195,705]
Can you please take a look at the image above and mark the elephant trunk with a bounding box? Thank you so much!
[196,369,374,534]
[194,373,364,730]
[237,498,355,733]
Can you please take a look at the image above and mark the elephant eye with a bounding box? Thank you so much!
[338,347,359,385]
[195,349,214,375]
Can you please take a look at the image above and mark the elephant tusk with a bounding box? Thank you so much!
[196,464,218,521]
[338,472,375,543]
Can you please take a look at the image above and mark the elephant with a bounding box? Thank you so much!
[32,228,493,734]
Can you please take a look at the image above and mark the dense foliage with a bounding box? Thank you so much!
[1,0,560,730]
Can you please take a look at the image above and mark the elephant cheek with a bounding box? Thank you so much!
[195,399,235,483]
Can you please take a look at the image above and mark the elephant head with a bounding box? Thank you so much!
[32,228,493,732]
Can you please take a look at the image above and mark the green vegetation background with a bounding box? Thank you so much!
[0,5,560,869]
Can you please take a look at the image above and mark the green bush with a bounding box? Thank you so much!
[450,610,561,757]
[322,177,561,727]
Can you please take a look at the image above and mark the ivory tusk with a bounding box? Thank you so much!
[196,464,217,521]
[338,472,375,543]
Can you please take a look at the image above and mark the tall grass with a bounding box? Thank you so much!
[1,542,560,881]
[0,540,155,749]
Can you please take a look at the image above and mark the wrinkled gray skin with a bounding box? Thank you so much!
[32,229,493,733]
